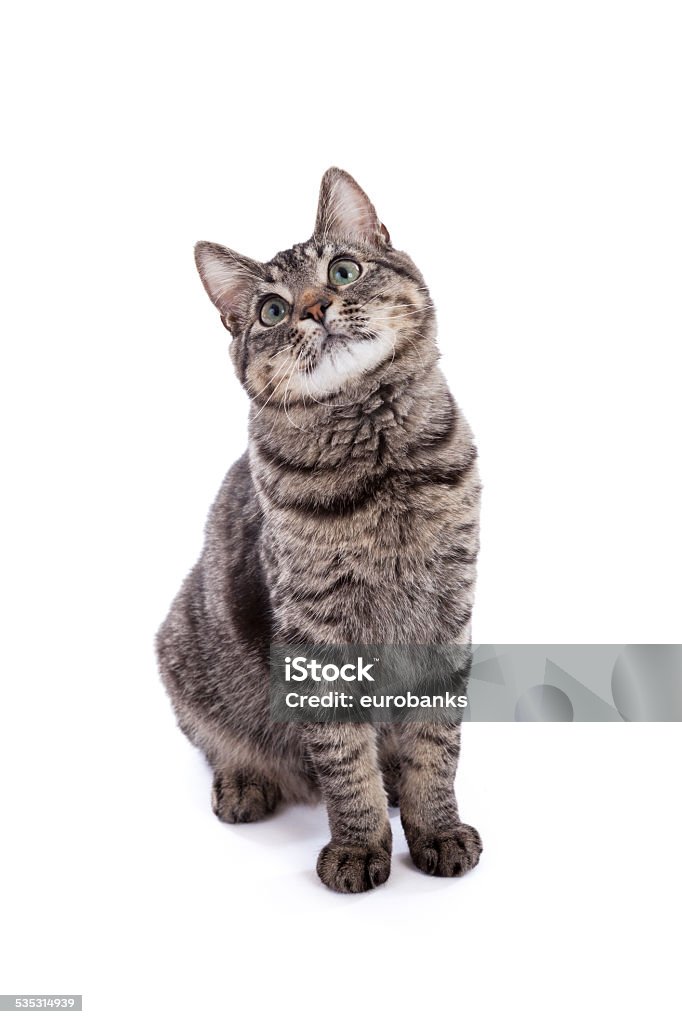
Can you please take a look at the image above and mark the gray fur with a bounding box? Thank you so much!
[156,168,482,892]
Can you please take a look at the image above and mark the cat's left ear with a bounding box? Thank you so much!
[314,168,391,248]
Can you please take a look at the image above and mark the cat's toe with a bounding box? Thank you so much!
[406,822,482,877]
[211,771,280,824]
[316,840,391,893]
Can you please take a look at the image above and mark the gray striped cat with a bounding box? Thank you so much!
[156,168,482,892]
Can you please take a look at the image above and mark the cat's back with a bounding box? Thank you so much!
[156,451,270,681]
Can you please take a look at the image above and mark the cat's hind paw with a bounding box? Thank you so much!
[211,770,280,824]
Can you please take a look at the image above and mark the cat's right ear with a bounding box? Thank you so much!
[194,242,263,332]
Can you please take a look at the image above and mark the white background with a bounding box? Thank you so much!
[1,2,681,1022]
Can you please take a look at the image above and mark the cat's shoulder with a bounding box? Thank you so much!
[206,451,260,530]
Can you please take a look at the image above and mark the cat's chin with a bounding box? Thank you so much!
[295,331,397,400]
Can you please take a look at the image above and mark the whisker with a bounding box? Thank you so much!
[251,355,296,420]
[247,346,296,402]
[282,350,309,433]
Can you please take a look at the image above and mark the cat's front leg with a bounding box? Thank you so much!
[305,723,392,893]
[396,721,482,877]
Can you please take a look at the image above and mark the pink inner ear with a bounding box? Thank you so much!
[318,171,385,245]
[195,242,257,322]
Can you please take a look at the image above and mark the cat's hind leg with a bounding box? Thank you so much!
[157,605,284,825]
[198,727,284,825]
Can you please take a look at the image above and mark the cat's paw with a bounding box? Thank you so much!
[211,770,280,824]
[316,839,391,894]
[406,821,482,877]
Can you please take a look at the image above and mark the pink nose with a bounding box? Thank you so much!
[300,298,331,324]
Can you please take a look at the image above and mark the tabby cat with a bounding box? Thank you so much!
[156,168,482,892]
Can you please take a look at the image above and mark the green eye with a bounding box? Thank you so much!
[329,258,361,287]
[259,295,289,326]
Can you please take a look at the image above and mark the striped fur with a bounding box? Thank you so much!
[156,169,482,892]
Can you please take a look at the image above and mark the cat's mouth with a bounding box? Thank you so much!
[319,332,352,353]
[293,328,397,400]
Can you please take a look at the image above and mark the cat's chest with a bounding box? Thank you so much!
[258,485,475,643]
[262,487,451,575]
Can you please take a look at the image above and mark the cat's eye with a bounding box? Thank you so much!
[259,295,289,326]
[329,258,361,287]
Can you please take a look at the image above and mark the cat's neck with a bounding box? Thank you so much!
[248,360,454,475]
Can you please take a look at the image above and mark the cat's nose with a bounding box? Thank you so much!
[300,297,331,324]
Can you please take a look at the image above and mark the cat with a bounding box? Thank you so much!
[156,168,482,892]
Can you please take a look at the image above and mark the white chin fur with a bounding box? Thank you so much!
[293,332,396,399]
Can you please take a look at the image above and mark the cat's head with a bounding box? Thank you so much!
[195,168,436,403]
